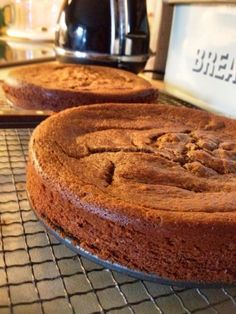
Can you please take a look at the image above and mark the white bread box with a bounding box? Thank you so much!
[164,0,236,118]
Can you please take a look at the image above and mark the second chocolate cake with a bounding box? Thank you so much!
[2,62,158,111]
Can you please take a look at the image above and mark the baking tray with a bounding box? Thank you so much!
[1,129,236,314]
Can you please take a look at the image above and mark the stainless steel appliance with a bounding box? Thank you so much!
[55,0,150,73]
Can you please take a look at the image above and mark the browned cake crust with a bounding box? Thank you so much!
[27,103,236,284]
[2,62,158,111]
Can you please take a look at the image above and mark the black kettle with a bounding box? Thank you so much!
[55,0,150,73]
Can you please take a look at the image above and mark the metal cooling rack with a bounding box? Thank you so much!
[0,129,236,314]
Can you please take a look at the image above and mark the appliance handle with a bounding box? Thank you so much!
[110,0,125,55]
[116,0,149,56]
[118,0,130,55]
[110,0,131,55]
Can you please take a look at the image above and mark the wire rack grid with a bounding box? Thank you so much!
[0,127,236,314]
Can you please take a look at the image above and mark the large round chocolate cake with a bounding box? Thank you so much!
[2,62,157,111]
[27,103,236,284]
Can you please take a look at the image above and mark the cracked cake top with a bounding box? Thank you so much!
[29,103,236,222]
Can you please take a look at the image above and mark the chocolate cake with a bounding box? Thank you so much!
[2,62,157,111]
[27,103,236,284]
